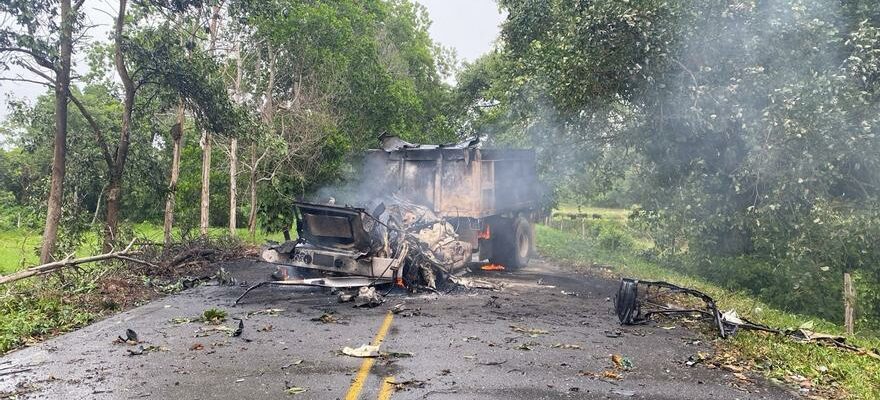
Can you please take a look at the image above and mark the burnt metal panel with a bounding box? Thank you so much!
[294,202,373,252]
[367,147,540,219]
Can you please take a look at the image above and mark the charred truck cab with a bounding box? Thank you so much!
[261,138,543,289]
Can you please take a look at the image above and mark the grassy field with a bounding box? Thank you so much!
[0,224,285,275]
[0,230,40,273]
[536,208,880,399]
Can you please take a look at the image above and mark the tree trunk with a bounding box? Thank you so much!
[104,0,135,253]
[247,145,258,239]
[38,0,74,264]
[163,100,185,245]
[104,174,122,251]
[200,131,212,237]
[229,137,238,235]
[229,40,242,237]
[199,4,221,239]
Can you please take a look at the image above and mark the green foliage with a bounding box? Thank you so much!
[200,308,227,324]
[0,282,94,354]
[486,0,880,328]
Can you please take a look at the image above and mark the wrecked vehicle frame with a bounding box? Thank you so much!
[238,138,544,303]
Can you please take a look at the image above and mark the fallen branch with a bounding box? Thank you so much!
[0,239,142,285]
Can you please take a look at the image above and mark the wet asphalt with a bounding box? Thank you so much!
[0,259,797,400]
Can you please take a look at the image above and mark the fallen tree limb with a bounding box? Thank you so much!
[0,239,141,285]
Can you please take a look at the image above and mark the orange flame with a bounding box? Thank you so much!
[480,264,505,271]
[478,224,491,240]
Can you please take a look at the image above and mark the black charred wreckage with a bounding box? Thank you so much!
[237,136,543,302]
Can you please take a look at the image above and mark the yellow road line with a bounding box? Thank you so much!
[377,376,395,400]
[344,312,395,400]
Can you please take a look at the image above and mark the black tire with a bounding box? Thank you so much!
[489,216,532,269]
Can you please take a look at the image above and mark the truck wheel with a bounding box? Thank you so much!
[489,217,532,269]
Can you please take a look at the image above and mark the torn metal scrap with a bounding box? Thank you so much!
[615,279,782,338]
[614,278,880,360]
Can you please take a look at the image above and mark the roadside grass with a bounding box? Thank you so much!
[536,211,880,400]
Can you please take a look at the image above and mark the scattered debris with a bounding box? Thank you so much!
[604,330,623,338]
[510,325,549,336]
[338,293,355,303]
[311,312,339,324]
[195,324,237,337]
[611,354,633,370]
[602,370,622,380]
[190,343,204,351]
[126,345,167,356]
[515,342,537,351]
[382,351,414,359]
[114,328,140,345]
[342,344,380,358]
[550,343,582,350]
[284,386,308,395]
[354,286,383,308]
[232,319,244,337]
[281,360,304,369]
[449,276,499,291]
[389,378,426,391]
[389,303,421,317]
[247,308,284,318]
[685,352,710,367]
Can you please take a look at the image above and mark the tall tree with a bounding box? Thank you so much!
[199,4,221,237]
[0,0,83,262]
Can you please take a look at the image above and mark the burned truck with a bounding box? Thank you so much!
[260,137,542,290]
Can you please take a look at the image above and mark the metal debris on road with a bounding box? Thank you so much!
[284,385,308,395]
[232,319,244,337]
[551,343,582,349]
[310,312,339,324]
[280,360,304,369]
[354,286,383,308]
[614,277,880,360]
[510,325,549,336]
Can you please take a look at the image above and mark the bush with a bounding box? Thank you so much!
[0,283,94,353]
[597,222,633,250]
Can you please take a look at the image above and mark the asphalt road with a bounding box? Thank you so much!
[0,259,797,399]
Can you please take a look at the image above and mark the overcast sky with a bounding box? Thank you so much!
[0,1,504,120]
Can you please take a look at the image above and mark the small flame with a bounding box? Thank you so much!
[478,224,491,240]
[395,277,406,288]
[480,264,505,271]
